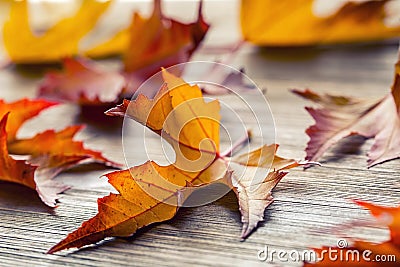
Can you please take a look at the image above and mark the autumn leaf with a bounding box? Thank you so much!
[89,0,209,83]
[241,0,400,46]
[304,200,400,266]
[293,53,400,167]
[108,70,221,170]
[97,0,211,105]
[85,28,129,59]
[0,98,120,206]
[48,70,308,253]
[8,125,120,168]
[0,113,71,207]
[124,0,208,76]
[0,114,38,195]
[230,144,308,239]
[87,0,209,62]
[38,57,126,106]
[48,70,223,253]
[0,98,57,142]
[3,0,111,63]
[1,98,119,167]
[36,0,209,107]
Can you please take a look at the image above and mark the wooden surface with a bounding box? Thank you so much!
[1,1,400,266]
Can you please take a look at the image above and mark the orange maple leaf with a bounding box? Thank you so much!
[241,0,400,46]
[0,114,37,193]
[305,200,400,266]
[8,125,120,168]
[0,98,57,142]
[0,98,120,206]
[123,0,208,76]
[48,70,309,253]
[0,113,72,207]
[88,0,209,81]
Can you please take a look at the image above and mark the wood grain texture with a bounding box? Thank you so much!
[1,1,400,266]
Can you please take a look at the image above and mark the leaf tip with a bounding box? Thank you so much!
[240,227,254,240]
[47,244,62,254]
[301,161,321,170]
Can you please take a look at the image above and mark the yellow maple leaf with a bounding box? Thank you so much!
[241,0,400,46]
[3,0,111,63]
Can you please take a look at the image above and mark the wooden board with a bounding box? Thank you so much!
[0,1,399,266]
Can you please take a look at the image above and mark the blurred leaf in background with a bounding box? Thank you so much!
[241,0,400,46]
[3,0,112,63]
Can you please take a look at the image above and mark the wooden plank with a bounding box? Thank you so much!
[0,1,400,266]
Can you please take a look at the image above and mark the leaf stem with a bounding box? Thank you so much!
[220,130,252,157]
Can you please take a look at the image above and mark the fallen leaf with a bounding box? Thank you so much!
[0,98,120,206]
[108,70,221,170]
[48,69,223,253]
[304,200,400,266]
[29,154,89,207]
[37,0,210,107]
[38,57,126,106]
[293,53,400,167]
[3,0,111,63]
[88,0,209,95]
[241,0,400,46]
[230,144,307,239]
[0,98,57,142]
[355,200,400,244]
[85,27,129,59]
[8,125,120,168]
[49,70,308,253]
[0,114,37,193]
[0,113,71,207]
[88,0,209,61]
[1,98,118,167]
